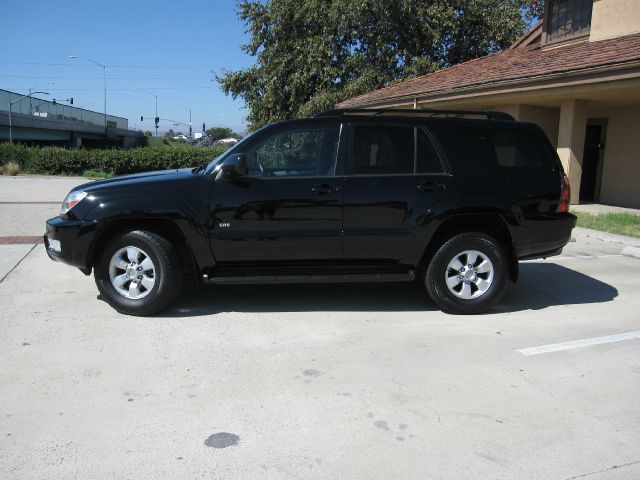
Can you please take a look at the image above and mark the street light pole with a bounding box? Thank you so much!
[69,56,107,131]
[9,91,49,144]
[28,82,54,115]
[171,104,192,139]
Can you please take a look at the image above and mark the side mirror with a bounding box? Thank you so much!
[216,153,248,181]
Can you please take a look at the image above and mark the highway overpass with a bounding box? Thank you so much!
[0,89,146,148]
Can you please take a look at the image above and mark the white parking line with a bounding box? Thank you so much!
[517,331,640,356]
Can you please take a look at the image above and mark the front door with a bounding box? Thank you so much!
[210,122,345,263]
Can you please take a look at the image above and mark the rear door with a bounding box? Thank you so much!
[342,122,453,265]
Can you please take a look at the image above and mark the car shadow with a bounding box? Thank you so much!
[495,262,618,313]
[159,262,618,318]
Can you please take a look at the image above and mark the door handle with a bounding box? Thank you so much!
[417,182,446,192]
[312,184,340,195]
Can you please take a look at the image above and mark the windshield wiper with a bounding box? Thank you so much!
[193,164,207,175]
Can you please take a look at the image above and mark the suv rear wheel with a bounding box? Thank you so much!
[94,230,183,316]
[425,232,508,314]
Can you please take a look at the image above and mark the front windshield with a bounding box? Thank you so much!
[204,136,252,175]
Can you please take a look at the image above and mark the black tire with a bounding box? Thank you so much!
[425,232,508,315]
[94,230,183,316]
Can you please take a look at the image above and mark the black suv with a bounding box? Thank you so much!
[45,109,576,316]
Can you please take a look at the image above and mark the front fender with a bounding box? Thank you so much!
[82,193,215,271]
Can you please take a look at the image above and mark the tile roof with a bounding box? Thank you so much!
[337,33,640,108]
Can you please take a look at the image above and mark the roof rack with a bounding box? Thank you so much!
[314,108,515,121]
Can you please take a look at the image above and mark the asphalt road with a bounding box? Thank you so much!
[1,175,639,479]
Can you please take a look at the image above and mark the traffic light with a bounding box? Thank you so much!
[141,116,144,122]
[68,98,73,105]
[155,117,159,126]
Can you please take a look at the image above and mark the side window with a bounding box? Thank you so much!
[439,124,551,175]
[493,129,546,169]
[353,125,413,174]
[248,126,339,177]
[448,126,498,175]
[416,128,444,174]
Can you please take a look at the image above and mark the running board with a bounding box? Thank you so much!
[202,270,415,285]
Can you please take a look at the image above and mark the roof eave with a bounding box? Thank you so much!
[339,60,640,108]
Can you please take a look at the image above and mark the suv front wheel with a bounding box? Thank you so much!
[425,232,509,314]
[94,230,183,316]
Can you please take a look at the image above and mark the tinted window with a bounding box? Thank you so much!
[417,128,444,173]
[493,129,546,168]
[439,124,552,174]
[445,126,497,174]
[353,126,413,174]
[249,126,339,177]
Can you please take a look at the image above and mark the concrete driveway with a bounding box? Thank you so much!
[1,176,639,479]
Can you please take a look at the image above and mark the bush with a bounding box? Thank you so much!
[0,143,229,176]
[0,161,20,175]
[83,170,115,179]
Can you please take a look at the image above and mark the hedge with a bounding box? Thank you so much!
[0,143,229,176]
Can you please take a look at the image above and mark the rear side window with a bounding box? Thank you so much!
[417,128,444,173]
[493,129,546,168]
[353,126,413,174]
[436,124,552,174]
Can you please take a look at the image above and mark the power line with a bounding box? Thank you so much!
[0,75,211,80]
[0,60,216,69]
[4,86,216,91]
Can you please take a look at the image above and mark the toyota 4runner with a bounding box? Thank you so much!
[45,108,576,316]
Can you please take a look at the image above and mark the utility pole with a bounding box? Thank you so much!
[133,89,159,136]
[172,104,192,139]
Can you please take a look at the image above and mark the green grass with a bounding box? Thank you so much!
[574,212,640,238]
[83,170,115,179]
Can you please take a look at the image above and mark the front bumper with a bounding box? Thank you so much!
[44,216,101,273]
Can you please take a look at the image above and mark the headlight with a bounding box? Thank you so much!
[61,191,88,214]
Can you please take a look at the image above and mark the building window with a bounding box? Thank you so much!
[547,0,593,42]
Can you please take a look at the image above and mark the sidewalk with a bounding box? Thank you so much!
[571,203,640,216]
[573,226,640,259]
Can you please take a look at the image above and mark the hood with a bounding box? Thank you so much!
[74,168,196,194]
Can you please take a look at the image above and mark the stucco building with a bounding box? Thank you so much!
[338,0,640,208]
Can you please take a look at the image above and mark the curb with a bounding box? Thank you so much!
[573,227,640,248]
[622,246,640,260]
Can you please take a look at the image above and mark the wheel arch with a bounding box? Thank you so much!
[88,218,198,279]
[419,213,519,282]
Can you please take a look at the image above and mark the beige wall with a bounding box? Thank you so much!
[490,105,560,147]
[587,105,640,208]
[518,105,561,148]
[590,0,640,42]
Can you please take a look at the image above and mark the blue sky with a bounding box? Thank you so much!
[2,0,252,134]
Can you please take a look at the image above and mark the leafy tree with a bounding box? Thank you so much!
[217,0,543,130]
[206,127,244,141]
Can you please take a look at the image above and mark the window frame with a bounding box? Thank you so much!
[345,121,450,177]
[542,0,593,46]
[230,120,345,180]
